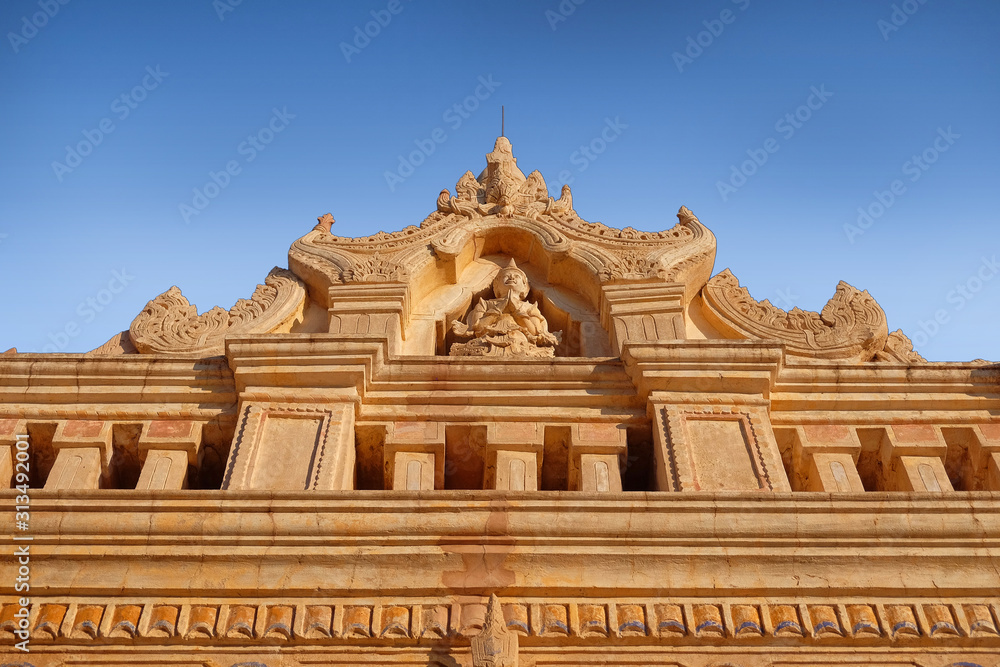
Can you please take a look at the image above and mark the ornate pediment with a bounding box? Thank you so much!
[91,136,721,357]
[289,136,717,312]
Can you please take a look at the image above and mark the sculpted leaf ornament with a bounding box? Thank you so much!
[128,267,306,356]
[339,252,408,283]
[701,269,894,363]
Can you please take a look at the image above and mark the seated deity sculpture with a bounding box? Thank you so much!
[450,259,562,358]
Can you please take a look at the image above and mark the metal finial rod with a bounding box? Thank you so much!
[501,106,504,137]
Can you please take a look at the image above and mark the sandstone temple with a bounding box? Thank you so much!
[1,137,998,666]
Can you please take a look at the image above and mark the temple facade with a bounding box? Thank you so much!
[1,137,998,666]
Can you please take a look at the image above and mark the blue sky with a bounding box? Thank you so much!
[1,0,997,361]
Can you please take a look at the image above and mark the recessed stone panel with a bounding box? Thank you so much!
[685,418,762,491]
[250,416,323,490]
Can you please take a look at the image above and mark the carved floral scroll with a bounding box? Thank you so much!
[701,269,923,363]
[127,267,306,356]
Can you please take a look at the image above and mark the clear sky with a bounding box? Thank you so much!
[1,0,997,361]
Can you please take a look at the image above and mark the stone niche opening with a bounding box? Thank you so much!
[404,254,612,358]
[353,422,655,492]
[107,423,144,489]
[24,422,57,488]
[187,421,232,490]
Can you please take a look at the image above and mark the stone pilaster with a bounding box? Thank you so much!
[567,423,626,492]
[787,425,865,492]
[328,284,409,356]
[0,418,26,488]
[485,422,543,491]
[870,425,952,492]
[600,282,685,355]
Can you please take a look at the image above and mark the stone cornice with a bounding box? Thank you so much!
[771,359,1000,418]
[620,340,785,400]
[0,354,235,419]
[4,492,999,598]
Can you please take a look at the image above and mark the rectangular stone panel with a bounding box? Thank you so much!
[250,416,324,491]
[653,406,789,492]
[224,403,356,492]
[685,418,762,491]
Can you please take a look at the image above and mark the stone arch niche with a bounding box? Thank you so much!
[402,223,614,357]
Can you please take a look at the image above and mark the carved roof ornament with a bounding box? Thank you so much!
[700,269,923,363]
[316,212,335,234]
[96,136,717,353]
[288,136,717,310]
[451,259,562,358]
[126,267,306,356]
[436,137,562,221]
[471,594,518,667]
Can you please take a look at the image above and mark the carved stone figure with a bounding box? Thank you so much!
[451,259,562,358]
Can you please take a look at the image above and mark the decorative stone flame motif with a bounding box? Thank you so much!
[701,268,906,363]
[451,259,562,358]
[598,249,662,283]
[471,594,518,667]
[436,136,574,221]
[128,267,306,356]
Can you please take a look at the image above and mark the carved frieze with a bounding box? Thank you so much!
[126,267,306,356]
[6,596,996,646]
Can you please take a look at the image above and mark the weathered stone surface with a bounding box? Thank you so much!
[1,136,998,665]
